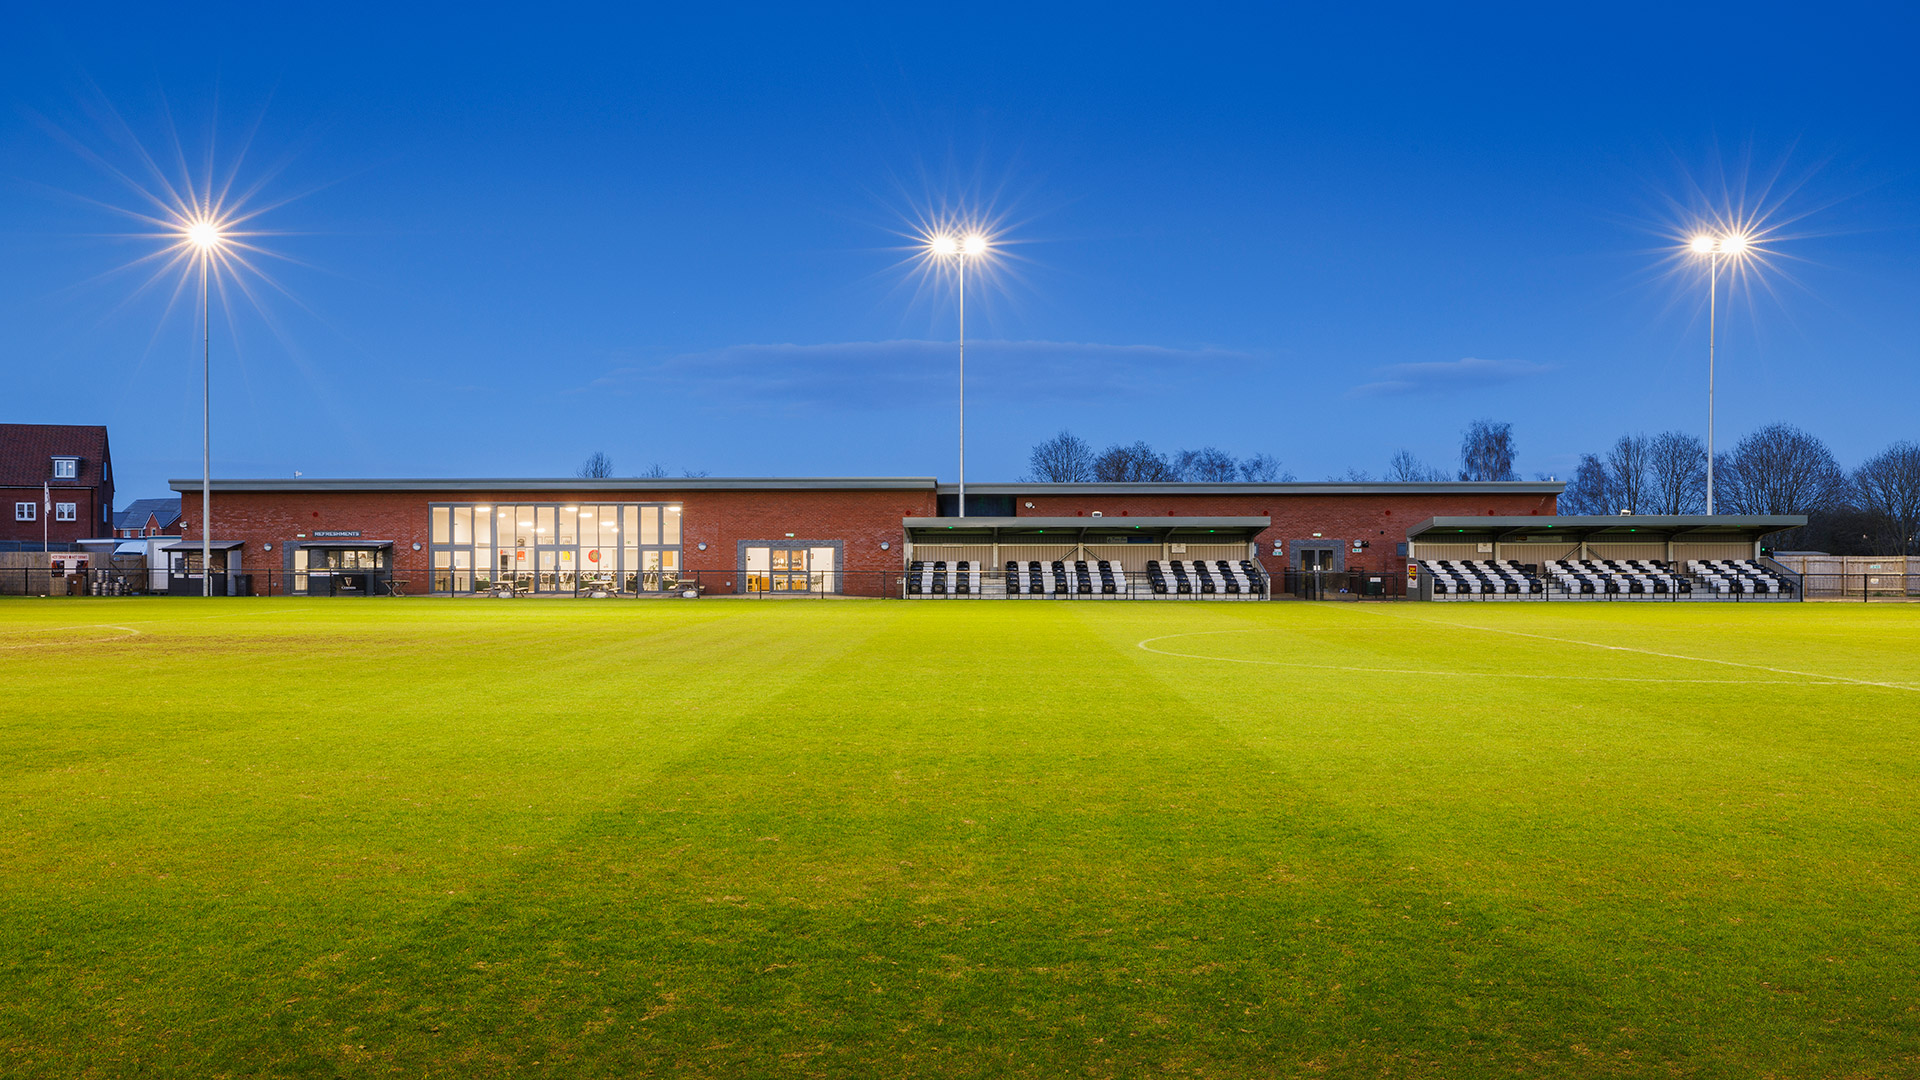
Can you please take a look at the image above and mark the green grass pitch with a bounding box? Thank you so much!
[2,597,1917,1078]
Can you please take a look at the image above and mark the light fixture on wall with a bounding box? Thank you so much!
[696,542,708,551]
[262,543,272,552]
[880,541,890,551]
[412,542,422,551]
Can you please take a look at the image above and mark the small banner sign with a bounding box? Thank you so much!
[313,530,363,538]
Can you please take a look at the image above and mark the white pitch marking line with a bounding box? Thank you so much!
[1344,608,1920,694]
[1134,629,1842,685]
[0,624,143,649]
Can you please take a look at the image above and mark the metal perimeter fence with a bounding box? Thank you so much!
[9,566,1912,602]
[0,566,1277,600]
[1416,571,1920,603]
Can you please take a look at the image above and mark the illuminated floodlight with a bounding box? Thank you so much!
[1682,228,1762,514]
[904,211,1013,518]
[185,219,224,251]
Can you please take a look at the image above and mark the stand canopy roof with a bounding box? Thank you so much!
[1406,515,1807,546]
[905,516,1269,544]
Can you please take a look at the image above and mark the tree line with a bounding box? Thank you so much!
[1027,419,1521,486]
[1025,421,1919,556]
[1558,424,1919,556]
[1024,431,1293,483]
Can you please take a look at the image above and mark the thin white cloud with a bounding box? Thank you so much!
[584,339,1261,411]
[1348,356,1552,398]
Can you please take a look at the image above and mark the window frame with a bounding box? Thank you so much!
[51,458,78,480]
[15,502,35,522]
[54,502,77,522]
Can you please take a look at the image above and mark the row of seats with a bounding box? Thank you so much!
[1549,558,1692,596]
[906,558,1265,597]
[1689,559,1793,595]
[905,559,982,596]
[1004,559,1127,596]
[1428,556,1798,599]
[1146,559,1263,596]
[1424,559,1544,595]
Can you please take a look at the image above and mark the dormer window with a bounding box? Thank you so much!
[52,457,78,480]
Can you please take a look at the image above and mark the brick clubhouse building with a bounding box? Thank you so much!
[165,475,1560,596]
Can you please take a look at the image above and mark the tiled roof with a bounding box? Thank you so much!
[0,424,110,488]
[116,497,182,530]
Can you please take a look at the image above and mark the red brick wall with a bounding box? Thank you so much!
[189,487,939,597]
[1008,490,1558,579]
[0,485,107,545]
[186,486,1552,597]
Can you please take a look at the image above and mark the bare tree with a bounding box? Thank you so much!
[682,469,711,478]
[1385,449,1448,482]
[1645,431,1707,515]
[1853,441,1920,555]
[1605,434,1651,515]
[1559,453,1611,515]
[577,451,615,479]
[1458,419,1518,481]
[1026,430,1096,482]
[638,463,669,479]
[1713,423,1848,516]
[1093,441,1179,482]
[1174,446,1240,482]
[1326,467,1375,481]
[1238,453,1293,482]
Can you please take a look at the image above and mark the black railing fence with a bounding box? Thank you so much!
[9,565,1913,602]
[0,565,1276,600]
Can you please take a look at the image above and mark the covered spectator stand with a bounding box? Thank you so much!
[1406,515,1809,600]
[902,516,1271,599]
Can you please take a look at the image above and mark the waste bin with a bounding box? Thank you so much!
[1362,576,1385,597]
[232,573,253,597]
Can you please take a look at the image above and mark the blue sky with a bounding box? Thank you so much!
[4,3,1917,500]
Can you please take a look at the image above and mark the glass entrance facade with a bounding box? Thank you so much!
[428,502,682,594]
[742,544,837,592]
[293,546,389,595]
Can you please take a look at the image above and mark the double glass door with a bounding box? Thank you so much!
[744,546,836,592]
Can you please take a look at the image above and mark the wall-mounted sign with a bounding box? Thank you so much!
[313,530,362,538]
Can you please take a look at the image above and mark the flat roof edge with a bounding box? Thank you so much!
[169,477,941,493]
[940,481,1564,495]
[904,516,1272,529]
[1407,514,1809,538]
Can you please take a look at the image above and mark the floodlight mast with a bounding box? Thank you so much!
[1688,233,1749,516]
[188,218,224,595]
[928,232,989,517]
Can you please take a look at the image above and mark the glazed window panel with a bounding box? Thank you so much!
[427,501,683,595]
